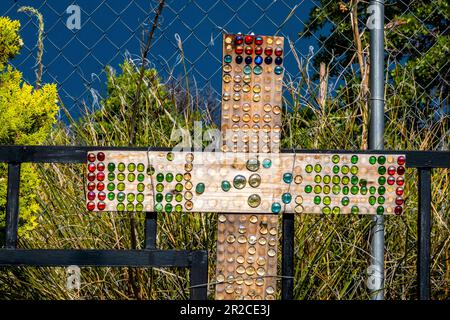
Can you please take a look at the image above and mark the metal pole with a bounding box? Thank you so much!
[418,168,432,300]
[368,0,385,300]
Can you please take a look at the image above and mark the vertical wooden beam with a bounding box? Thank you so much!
[5,163,21,249]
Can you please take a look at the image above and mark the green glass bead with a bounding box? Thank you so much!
[343,186,349,195]
[314,185,322,194]
[283,173,293,183]
[175,194,183,202]
[332,165,340,174]
[305,185,312,193]
[332,185,341,195]
[221,181,231,192]
[165,204,173,213]
[271,202,281,213]
[136,203,144,212]
[314,196,321,205]
[135,174,144,182]
[166,152,174,161]
[117,192,125,202]
[323,185,331,194]
[156,183,164,192]
[249,174,261,188]
[332,206,340,215]
[378,176,386,185]
[165,193,173,202]
[377,196,385,204]
[127,203,134,211]
[246,158,260,172]
[117,183,125,191]
[224,55,232,63]
[314,175,322,183]
[323,196,331,205]
[351,155,358,164]
[195,183,205,194]
[108,172,115,181]
[359,179,367,187]
[118,163,126,172]
[314,164,322,173]
[127,193,135,202]
[136,163,144,172]
[332,155,340,163]
[137,183,145,192]
[351,176,359,185]
[322,206,331,215]
[147,166,155,176]
[369,196,376,205]
[128,163,136,172]
[350,166,358,175]
[166,173,174,182]
[369,186,376,194]
[274,66,283,75]
[323,175,331,184]
[233,175,246,189]
[282,193,292,204]
[156,173,164,182]
[342,176,350,185]
[351,186,359,195]
[117,173,125,181]
[176,174,183,182]
[305,165,313,173]
[351,206,359,214]
[378,166,386,175]
[108,163,115,172]
[128,173,136,182]
[341,165,349,174]
[243,65,252,74]
[155,203,163,212]
[377,156,386,165]
[137,193,144,203]
[156,193,163,202]
[117,203,125,211]
[108,192,115,201]
[332,175,340,184]
[107,183,115,191]
[360,186,368,195]
[248,194,261,208]
[175,204,182,213]
[175,183,183,192]
[341,196,349,206]
[369,156,377,165]
[378,186,386,195]
[262,159,272,168]
[376,206,384,215]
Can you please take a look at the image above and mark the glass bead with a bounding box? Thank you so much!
[271,202,281,213]
[282,193,292,204]
[221,181,231,192]
[322,206,331,215]
[332,155,340,163]
[264,56,272,64]
[275,57,283,65]
[195,183,205,194]
[254,56,263,65]
[116,203,125,211]
[305,185,312,193]
[235,55,243,64]
[351,155,358,164]
[254,66,263,75]
[341,197,349,206]
[376,206,384,215]
[249,174,261,188]
[314,196,321,205]
[351,206,359,214]
[245,56,252,64]
[166,173,174,182]
[274,66,283,74]
[283,173,293,183]
[314,185,322,194]
[248,194,261,208]
[165,204,173,213]
[246,158,260,172]
[369,156,377,165]
[378,156,386,165]
[305,165,313,173]
[233,175,246,189]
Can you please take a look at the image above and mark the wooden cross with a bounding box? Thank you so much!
[84,34,406,300]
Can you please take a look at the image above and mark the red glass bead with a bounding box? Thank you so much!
[395,197,404,205]
[87,182,96,191]
[235,35,243,45]
[397,166,405,175]
[264,47,273,55]
[97,202,106,211]
[98,192,106,201]
[245,35,253,44]
[87,172,96,181]
[255,36,263,45]
[97,182,105,191]
[87,202,95,211]
[255,46,263,55]
[387,166,396,175]
[87,191,96,201]
[97,172,105,181]
[235,46,244,54]
[396,187,404,196]
[245,46,253,55]
[87,153,96,162]
[97,152,105,161]
[97,162,105,171]
[397,156,405,165]
[275,47,283,56]
[387,176,395,185]
[397,176,404,186]
[88,163,96,172]
[394,206,403,215]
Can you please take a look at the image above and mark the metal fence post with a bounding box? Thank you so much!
[368,0,385,300]
[418,168,432,300]
[5,163,21,249]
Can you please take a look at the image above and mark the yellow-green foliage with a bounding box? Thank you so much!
[0,17,59,239]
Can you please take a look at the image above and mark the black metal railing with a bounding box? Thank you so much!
[1,145,449,300]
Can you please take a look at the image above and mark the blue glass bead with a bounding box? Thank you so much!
[235,55,243,64]
[271,202,281,213]
[253,66,262,75]
[283,173,293,184]
[243,65,252,74]
[254,55,263,65]
[274,66,283,75]
[275,57,283,65]
[224,55,232,63]
[282,193,292,204]
[262,159,272,168]
[245,56,252,64]
[264,56,272,64]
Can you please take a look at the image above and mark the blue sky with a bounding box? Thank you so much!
[1,0,322,119]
